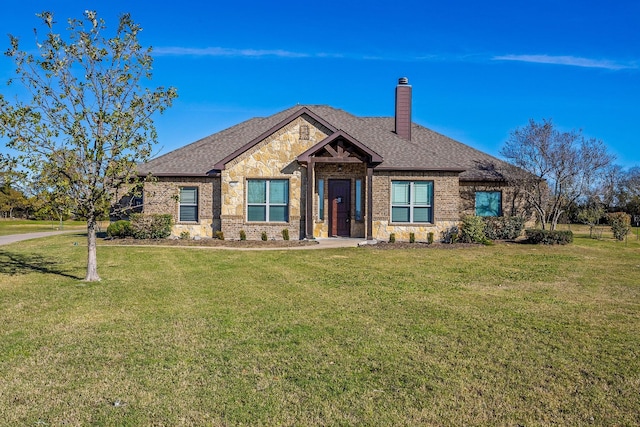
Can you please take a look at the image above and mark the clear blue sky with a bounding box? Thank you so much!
[1,1,639,168]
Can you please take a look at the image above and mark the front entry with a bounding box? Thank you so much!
[329,179,351,237]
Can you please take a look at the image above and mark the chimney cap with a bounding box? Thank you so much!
[398,77,409,85]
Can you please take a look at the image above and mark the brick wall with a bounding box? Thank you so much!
[371,170,460,242]
[143,176,218,238]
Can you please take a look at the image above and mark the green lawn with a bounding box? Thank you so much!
[0,230,638,425]
[0,219,88,236]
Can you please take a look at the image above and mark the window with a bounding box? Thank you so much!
[318,179,324,220]
[391,181,433,223]
[475,191,502,217]
[355,179,363,221]
[179,187,198,222]
[247,179,289,222]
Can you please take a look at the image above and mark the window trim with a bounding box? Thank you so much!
[475,190,503,217]
[179,186,199,223]
[390,180,434,224]
[246,178,290,223]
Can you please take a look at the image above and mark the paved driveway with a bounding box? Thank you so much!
[0,230,80,246]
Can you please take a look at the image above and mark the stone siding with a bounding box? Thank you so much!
[220,116,329,240]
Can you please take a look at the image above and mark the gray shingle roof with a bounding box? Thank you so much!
[138,105,509,181]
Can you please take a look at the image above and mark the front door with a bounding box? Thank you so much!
[329,179,351,237]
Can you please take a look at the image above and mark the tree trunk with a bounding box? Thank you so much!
[84,218,101,282]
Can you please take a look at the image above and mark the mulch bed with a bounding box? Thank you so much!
[100,237,320,248]
[359,241,484,250]
[101,237,492,249]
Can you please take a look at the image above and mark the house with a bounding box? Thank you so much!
[138,78,521,241]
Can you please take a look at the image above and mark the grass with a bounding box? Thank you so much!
[0,219,89,236]
[0,226,638,425]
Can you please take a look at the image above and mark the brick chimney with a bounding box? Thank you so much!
[394,77,412,140]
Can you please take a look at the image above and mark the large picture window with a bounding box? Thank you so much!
[179,187,198,222]
[391,181,433,223]
[247,179,289,222]
[475,191,502,217]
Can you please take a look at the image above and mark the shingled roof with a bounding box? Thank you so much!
[138,104,510,181]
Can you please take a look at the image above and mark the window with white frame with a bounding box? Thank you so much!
[247,179,289,222]
[179,187,198,222]
[391,180,433,223]
[475,191,502,217]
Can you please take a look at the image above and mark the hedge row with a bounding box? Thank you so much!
[459,216,526,244]
[106,214,173,239]
[524,229,573,245]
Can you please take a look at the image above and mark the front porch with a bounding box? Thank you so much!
[297,130,382,240]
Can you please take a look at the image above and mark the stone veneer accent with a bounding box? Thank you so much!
[220,116,330,240]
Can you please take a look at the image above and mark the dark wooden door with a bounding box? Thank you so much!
[329,179,351,237]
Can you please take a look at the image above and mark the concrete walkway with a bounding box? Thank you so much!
[0,230,81,246]
[0,231,370,250]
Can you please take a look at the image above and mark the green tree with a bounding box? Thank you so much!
[0,11,177,281]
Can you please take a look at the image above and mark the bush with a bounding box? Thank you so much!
[106,220,132,238]
[409,232,415,243]
[239,230,247,241]
[214,231,224,240]
[129,213,173,239]
[261,231,268,241]
[525,229,573,245]
[607,212,631,241]
[282,229,290,241]
[459,215,487,243]
[389,233,396,243]
[179,231,190,240]
[483,216,525,240]
[427,232,434,245]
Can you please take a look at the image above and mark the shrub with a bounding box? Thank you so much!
[239,230,247,241]
[459,215,487,243]
[607,212,631,241]
[427,232,434,245]
[442,226,459,243]
[483,216,525,240]
[389,233,396,243]
[214,231,224,240]
[261,231,268,241]
[409,232,415,243]
[129,213,173,239]
[282,229,290,241]
[525,229,573,245]
[179,231,190,240]
[106,220,132,238]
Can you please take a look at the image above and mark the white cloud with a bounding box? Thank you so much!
[493,54,637,70]
[153,46,311,58]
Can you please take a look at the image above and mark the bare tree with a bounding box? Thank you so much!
[0,11,177,281]
[501,119,614,230]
